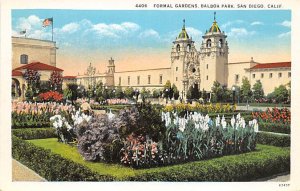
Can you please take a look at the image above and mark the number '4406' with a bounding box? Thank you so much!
[136,4,147,8]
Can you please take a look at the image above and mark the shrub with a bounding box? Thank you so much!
[129,145,290,181]
[76,114,122,162]
[135,102,165,141]
[12,136,114,181]
[12,128,56,140]
[114,107,139,139]
[256,131,290,147]
[258,122,290,134]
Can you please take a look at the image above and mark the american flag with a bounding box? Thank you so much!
[43,18,53,27]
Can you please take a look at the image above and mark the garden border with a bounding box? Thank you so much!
[12,129,290,181]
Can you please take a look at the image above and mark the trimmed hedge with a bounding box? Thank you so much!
[12,122,51,129]
[130,145,290,181]
[12,128,56,140]
[12,136,115,181]
[257,131,290,147]
[259,122,290,134]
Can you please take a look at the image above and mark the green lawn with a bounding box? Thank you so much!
[28,138,135,179]
[28,138,290,180]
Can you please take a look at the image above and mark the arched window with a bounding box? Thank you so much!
[218,39,223,48]
[20,54,28,64]
[206,39,211,48]
[176,44,180,52]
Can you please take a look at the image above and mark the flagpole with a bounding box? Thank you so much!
[52,17,54,41]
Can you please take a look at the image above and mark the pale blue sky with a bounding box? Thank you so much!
[12,10,291,75]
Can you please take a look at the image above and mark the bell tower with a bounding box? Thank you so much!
[107,57,115,75]
[171,19,198,99]
[199,12,229,92]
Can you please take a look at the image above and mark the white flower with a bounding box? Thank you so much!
[107,110,115,120]
[215,115,220,127]
[252,119,259,132]
[221,115,227,129]
[231,116,235,128]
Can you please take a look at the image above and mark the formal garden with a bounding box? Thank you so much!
[11,70,290,181]
[12,99,290,181]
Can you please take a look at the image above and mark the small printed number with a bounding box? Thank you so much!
[136,4,147,8]
[279,183,290,187]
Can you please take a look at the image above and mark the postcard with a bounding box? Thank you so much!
[1,0,300,191]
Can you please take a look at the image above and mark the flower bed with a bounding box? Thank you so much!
[14,137,290,181]
[12,126,290,181]
[11,101,74,128]
[252,108,290,124]
[38,91,63,102]
[49,102,258,169]
[163,103,236,115]
[252,108,290,134]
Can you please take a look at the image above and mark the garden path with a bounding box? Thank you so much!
[12,159,46,181]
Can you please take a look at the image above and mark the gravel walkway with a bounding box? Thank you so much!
[12,159,46,181]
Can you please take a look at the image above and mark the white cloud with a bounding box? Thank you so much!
[91,22,140,38]
[186,27,202,39]
[121,22,140,31]
[227,28,255,37]
[279,20,291,28]
[251,21,264,26]
[61,22,80,33]
[27,15,41,26]
[278,31,291,38]
[221,20,244,29]
[15,15,42,32]
[139,29,160,39]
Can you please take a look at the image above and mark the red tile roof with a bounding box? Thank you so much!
[63,76,77,79]
[14,62,63,72]
[12,70,23,76]
[250,62,291,70]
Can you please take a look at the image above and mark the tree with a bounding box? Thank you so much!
[252,80,264,100]
[240,77,252,102]
[115,86,124,99]
[23,69,41,95]
[49,71,63,92]
[94,81,104,102]
[287,81,291,103]
[211,81,223,102]
[272,85,289,103]
[124,87,134,98]
[152,89,160,98]
[140,87,151,102]
[187,84,200,100]
[163,80,172,99]
[63,83,78,104]
[172,84,180,100]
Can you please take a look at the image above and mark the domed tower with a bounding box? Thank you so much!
[171,19,198,99]
[199,12,229,92]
